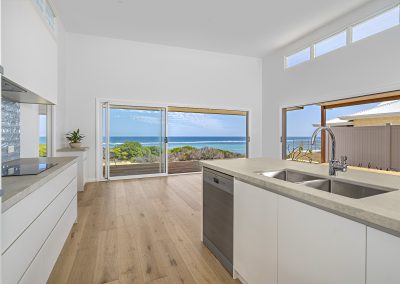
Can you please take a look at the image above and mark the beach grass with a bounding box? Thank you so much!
[109,141,243,164]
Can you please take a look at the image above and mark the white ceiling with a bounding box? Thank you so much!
[52,0,371,57]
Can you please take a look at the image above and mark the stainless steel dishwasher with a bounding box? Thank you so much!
[203,168,233,275]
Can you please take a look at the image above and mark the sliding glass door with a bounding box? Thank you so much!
[102,103,167,178]
[100,103,249,179]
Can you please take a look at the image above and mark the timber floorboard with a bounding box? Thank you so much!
[48,174,239,284]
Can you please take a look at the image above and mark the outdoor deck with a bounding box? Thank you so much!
[106,160,202,176]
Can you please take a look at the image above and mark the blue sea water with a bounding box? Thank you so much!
[42,136,320,155]
[286,136,321,153]
[106,136,247,154]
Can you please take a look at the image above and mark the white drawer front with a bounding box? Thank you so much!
[19,195,77,284]
[3,178,77,284]
[18,246,45,284]
[2,163,77,252]
[43,195,77,281]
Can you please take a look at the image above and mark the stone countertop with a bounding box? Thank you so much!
[2,157,78,212]
[202,158,400,237]
[57,147,89,152]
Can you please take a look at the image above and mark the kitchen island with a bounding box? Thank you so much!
[202,158,400,284]
[2,157,78,284]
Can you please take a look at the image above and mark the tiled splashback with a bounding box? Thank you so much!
[2,98,21,162]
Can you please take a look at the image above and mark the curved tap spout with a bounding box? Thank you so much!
[311,126,336,161]
[311,126,343,176]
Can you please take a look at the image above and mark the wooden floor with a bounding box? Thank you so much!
[48,174,238,284]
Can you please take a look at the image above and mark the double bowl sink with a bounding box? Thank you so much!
[257,169,389,199]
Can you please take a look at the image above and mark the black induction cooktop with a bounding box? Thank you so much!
[2,162,58,177]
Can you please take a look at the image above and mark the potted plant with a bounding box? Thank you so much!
[66,129,84,148]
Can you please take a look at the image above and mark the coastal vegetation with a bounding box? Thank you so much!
[39,144,47,157]
[286,144,314,163]
[286,143,322,164]
[109,141,244,163]
[169,145,244,161]
[110,141,160,163]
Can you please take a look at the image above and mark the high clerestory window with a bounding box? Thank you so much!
[314,30,347,58]
[286,48,311,68]
[285,4,400,69]
[34,0,57,35]
[352,6,400,42]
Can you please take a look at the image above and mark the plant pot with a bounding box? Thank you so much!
[69,142,82,148]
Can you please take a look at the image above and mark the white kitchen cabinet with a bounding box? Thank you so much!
[367,227,400,284]
[19,196,77,284]
[56,148,88,191]
[3,178,76,283]
[278,196,366,284]
[2,163,77,252]
[3,0,58,103]
[2,162,77,284]
[234,180,278,284]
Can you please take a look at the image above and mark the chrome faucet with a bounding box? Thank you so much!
[311,126,347,176]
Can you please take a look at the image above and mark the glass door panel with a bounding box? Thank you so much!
[167,108,248,174]
[103,104,166,178]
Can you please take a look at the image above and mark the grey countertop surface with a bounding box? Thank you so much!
[202,158,400,236]
[2,157,78,212]
[57,147,89,152]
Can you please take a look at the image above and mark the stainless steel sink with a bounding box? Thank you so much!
[257,169,322,183]
[301,179,388,199]
[257,169,389,199]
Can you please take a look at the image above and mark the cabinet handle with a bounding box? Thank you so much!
[213,177,219,184]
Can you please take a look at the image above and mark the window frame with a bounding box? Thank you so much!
[281,90,400,163]
[39,105,53,157]
[32,0,57,36]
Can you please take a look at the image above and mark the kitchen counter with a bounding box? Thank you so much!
[2,157,78,212]
[202,158,400,236]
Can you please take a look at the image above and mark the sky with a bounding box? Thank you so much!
[40,103,382,139]
[108,109,247,137]
[287,102,379,137]
[107,103,379,138]
[39,115,47,137]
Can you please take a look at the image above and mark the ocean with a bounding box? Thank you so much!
[41,136,320,155]
[286,136,321,153]
[106,136,247,154]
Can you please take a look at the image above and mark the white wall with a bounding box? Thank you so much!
[2,0,58,103]
[54,19,67,153]
[262,0,400,158]
[63,33,262,179]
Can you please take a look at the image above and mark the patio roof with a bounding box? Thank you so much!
[312,117,353,127]
[313,100,400,127]
[339,100,400,120]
